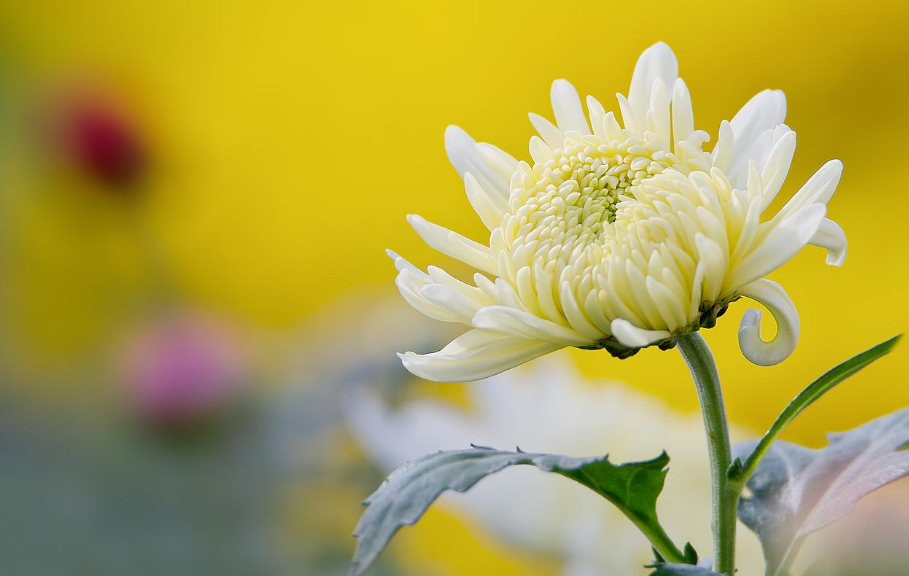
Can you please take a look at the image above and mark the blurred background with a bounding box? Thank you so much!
[0,1,907,574]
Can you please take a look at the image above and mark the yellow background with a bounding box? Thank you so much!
[1,1,908,574]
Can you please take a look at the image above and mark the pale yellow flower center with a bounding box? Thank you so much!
[505,139,691,270]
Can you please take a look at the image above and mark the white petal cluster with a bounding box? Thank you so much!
[392,43,846,382]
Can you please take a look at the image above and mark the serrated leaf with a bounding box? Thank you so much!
[735,408,909,575]
[647,563,723,575]
[350,446,681,576]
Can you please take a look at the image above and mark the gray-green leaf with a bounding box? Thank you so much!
[736,408,909,575]
[350,446,683,576]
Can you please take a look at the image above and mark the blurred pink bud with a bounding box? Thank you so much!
[120,312,248,426]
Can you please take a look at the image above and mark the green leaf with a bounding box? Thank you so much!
[647,563,723,575]
[731,335,900,486]
[736,408,909,576]
[349,446,685,576]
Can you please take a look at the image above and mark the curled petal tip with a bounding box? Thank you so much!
[737,279,800,366]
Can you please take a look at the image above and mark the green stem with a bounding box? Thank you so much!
[676,332,737,575]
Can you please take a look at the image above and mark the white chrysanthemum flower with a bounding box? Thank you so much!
[347,357,764,576]
[391,42,846,382]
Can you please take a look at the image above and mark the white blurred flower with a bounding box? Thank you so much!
[391,42,845,382]
[347,356,763,575]
[795,483,909,576]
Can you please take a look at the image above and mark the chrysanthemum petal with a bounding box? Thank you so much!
[398,329,562,382]
[464,172,506,230]
[736,278,800,366]
[775,159,843,220]
[528,112,564,150]
[671,78,694,152]
[727,203,826,290]
[476,143,519,185]
[550,79,590,135]
[610,318,671,348]
[421,283,487,323]
[758,129,796,210]
[627,42,678,137]
[444,125,510,197]
[647,78,671,145]
[711,120,734,173]
[472,305,591,346]
[586,95,608,140]
[730,89,786,156]
[809,217,847,266]
[407,214,498,274]
[395,269,465,323]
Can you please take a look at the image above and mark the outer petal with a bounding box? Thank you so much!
[610,318,671,348]
[809,217,847,266]
[398,329,562,382]
[775,159,843,221]
[726,90,787,187]
[407,214,498,275]
[472,305,592,346]
[726,203,826,291]
[388,251,466,323]
[626,42,678,136]
[730,90,786,154]
[736,278,800,366]
[671,78,694,152]
[528,112,565,150]
[550,79,590,135]
[758,129,796,210]
[444,125,510,197]
[464,172,506,230]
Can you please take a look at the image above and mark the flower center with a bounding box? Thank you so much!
[504,138,690,268]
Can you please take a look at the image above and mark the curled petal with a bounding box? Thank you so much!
[809,217,847,266]
[737,279,800,366]
[610,318,671,348]
[398,329,562,382]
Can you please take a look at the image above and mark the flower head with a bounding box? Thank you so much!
[392,43,846,382]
